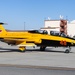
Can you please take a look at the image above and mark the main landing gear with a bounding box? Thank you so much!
[40,46,46,51]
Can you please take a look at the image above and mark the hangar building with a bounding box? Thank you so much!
[41,19,75,37]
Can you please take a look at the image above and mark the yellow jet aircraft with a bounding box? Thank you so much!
[0,22,75,53]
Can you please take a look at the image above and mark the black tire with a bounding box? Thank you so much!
[40,46,46,51]
[65,49,70,53]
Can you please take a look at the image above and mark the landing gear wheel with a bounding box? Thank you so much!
[65,49,70,53]
[40,46,46,51]
[19,46,26,52]
[20,50,26,52]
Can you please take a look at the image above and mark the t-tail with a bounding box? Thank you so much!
[0,23,6,33]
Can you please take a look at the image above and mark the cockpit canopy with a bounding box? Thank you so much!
[50,31,67,37]
[28,30,48,34]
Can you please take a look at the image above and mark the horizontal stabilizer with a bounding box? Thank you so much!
[0,22,8,25]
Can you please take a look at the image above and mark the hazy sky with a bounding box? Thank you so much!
[0,0,75,30]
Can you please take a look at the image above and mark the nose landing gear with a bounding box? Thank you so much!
[64,47,71,53]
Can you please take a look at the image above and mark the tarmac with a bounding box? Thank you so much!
[0,41,75,69]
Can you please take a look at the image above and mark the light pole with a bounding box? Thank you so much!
[24,22,25,30]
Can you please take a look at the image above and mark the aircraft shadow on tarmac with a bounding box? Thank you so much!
[27,48,65,53]
[0,47,20,53]
[0,47,68,53]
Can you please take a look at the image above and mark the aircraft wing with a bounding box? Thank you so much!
[0,38,41,46]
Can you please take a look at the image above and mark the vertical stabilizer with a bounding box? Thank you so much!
[0,23,6,33]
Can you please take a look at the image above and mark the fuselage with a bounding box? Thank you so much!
[0,30,75,47]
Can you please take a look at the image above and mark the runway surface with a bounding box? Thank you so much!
[0,41,75,74]
[0,66,75,75]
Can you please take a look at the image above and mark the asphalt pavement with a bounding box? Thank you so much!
[0,41,75,69]
[0,66,75,75]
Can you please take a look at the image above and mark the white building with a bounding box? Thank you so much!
[67,20,75,37]
[41,20,75,37]
[41,20,60,34]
